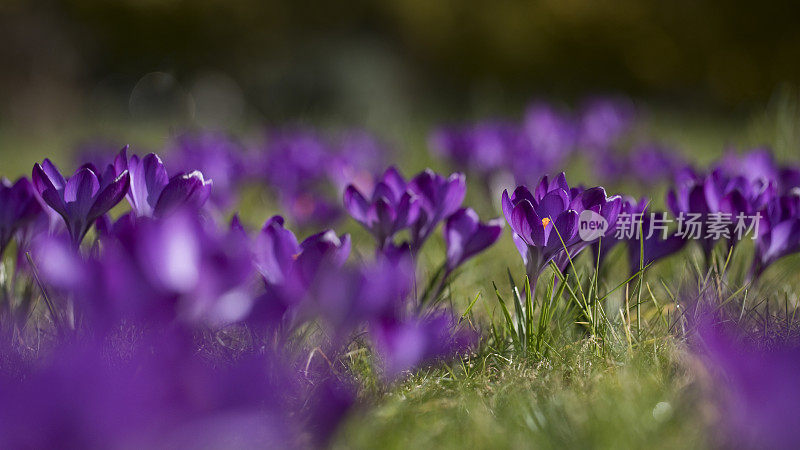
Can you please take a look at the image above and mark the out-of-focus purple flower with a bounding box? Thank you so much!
[0,338,303,449]
[594,196,686,274]
[32,159,130,247]
[408,169,466,249]
[578,97,636,150]
[502,173,621,281]
[344,167,420,248]
[590,142,684,186]
[627,143,685,184]
[443,207,503,272]
[750,192,800,280]
[698,318,800,449]
[114,148,212,218]
[0,177,42,256]
[329,130,389,193]
[667,166,773,259]
[263,129,330,194]
[250,215,350,325]
[281,192,341,230]
[513,103,576,184]
[167,132,243,209]
[371,313,476,380]
[718,147,800,195]
[430,121,516,181]
[35,211,254,329]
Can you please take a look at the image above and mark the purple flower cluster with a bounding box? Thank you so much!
[68,129,391,230]
[258,128,391,229]
[666,148,800,279]
[432,97,683,189]
[344,166,503,277]
[0,144,486,447]
[431,104,575,188]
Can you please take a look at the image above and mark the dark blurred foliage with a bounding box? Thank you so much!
[2,0,800,126]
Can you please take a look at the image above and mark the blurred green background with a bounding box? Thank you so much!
[2,0,800,162]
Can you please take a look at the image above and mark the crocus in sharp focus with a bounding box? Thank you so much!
[114,148,212,218]
[344,167,420,248]
[443,207,503,273]
[502,173,621,283]
[32,159,130,247]
[408,169,466,249]
[0,177,42,256]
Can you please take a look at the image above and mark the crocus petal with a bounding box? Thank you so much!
[501,189,519,227]
[88,171,130,222]
[441,173,467,217]
[579,186,608,210]
[64,167,101,220]
[460,219,503,265]
[40,188,68,217]
[129,153,169,216]
[254,216,301,285]
[40,159,67,190]
[381,166,407,200]
[153,171,211,217]
[444,208,479,268]
[536,189,569,220]
[545,210,578,249]
[343,186,370,224]
[511,200,544,247]
[689,185,709,214]
[32,163,59,196]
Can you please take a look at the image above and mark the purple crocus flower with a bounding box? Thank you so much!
[577,97,636,150]
[114,148,212,218]
[262,128,331,195]
[329,130,389,193]
[35,211,254,329]
[667,166,773,259]
[697,317,800,449]
[429,121,516,184]
[344,167,420,248]
[502,173,621,282]
[408,169,466,249]
[166,131,243,209]
[251,215,350,325]
[0,177,42,256]
[749,192,800,280]
[371,312,476,380]
[593,196,686,274]
[512,103,576,185]
[443,207,503,272]
[32,159,130,247]
[627,143,685,185]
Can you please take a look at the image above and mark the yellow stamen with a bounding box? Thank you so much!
[541,217,551,228]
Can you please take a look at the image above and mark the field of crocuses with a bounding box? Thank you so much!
[1,97,799,449]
